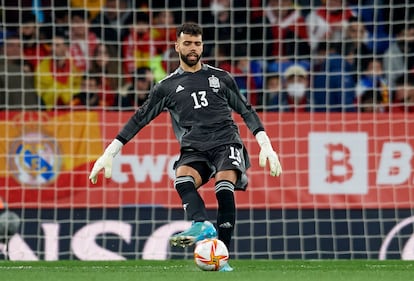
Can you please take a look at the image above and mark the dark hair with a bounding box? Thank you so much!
[5,33,19,41]
[53,28,69,42]
[360,56,377,72]
[21,12,36,24]
[134,11,150,24]
[360,89,382,104]
[265,73,280,84]
[83,74,101,85]
[347,15,359,24]
[395,74,414,86]
[70,8,90,21]
[176,22,202,39]
[134,66,151,81]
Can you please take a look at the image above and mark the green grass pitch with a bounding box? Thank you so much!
[0,260,413,281]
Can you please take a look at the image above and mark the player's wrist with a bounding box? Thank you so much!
[104,139,123,157]
[255,131,271,148]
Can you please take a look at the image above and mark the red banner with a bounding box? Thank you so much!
[1,111,413,209]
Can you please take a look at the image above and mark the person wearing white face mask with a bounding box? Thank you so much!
[283,64,310,111]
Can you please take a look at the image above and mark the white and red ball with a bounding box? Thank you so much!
[194,238,229,271]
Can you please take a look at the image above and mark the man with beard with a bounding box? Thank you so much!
[89,22,282,271]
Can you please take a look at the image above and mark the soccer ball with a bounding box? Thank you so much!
[194,238,229,271]
[0,211,21,240]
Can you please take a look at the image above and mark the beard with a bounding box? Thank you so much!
[179,51,201,67]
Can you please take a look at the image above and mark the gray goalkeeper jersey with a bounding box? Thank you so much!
[116,64,264,151]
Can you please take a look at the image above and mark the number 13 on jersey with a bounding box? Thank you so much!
[191,91,209,109]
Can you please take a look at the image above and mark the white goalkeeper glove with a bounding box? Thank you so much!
[255,131,282,177]
[89,139,123,184]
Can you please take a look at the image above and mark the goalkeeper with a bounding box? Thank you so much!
[89,22,282,271]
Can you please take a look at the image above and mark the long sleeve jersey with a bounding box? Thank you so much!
[116,64,264,151]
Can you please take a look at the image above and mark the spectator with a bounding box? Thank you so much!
[53,9,70,39]
[148,9,177,82]
[69,8,100,73]
[114,66,154,110]
[34,32,82,110]
[89,43,122,108]
[355,57,389,105]
[90,0,132,50]
[122,11,153,78]
[348,0,390,54]
[341,16,373,67]
[71,0,103,21]
[251,0,310,61]
[383,0,414,40]
[268,64,310,112]
[262,73,283,112]
[306,0,356,53]
[283,64,310,111]
[161,47,180,75]
[18,13,50,71]
[201,0,248,60]
[358,89,384,113]
[0,34,40,110]
[309,42,356,112]
[151,9,176,56]
[382,23,414,89]
[389,74,414,113]
[218,46,262,106]
[71,75,102,108]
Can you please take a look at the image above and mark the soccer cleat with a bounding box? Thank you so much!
[219,263,234,272]
[170,221,217,247]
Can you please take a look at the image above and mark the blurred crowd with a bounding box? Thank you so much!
[0,0,413,113]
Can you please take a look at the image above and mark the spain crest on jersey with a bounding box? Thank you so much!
[208,75,220,89]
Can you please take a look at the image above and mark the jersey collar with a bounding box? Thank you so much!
[177,63,208,74]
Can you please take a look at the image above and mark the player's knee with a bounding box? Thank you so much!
[215,170,237,184]
[174,175,196,195]
[176,165,203,187]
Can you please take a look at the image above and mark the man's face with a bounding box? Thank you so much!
[360,98,382,113]
[154,11,174,26]
[4,38,22,59]
[81,77,98,92]
[324,0,343,11]
[136,70,154,91]
[94,44,109,67]
[175,33,203,67]
[20,22,37,41]
[104,0,127,20]
[346,22,365,40]
[52,37,68,59]
[133,22,150,35]
[266,76,281,92]
[395,83,414,103]
[403,27,414,44]
[71,15,88,38]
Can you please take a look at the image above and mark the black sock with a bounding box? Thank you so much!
[174,176,208,222]
[215,180,235,250]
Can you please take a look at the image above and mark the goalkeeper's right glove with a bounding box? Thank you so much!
[89,139,123,184]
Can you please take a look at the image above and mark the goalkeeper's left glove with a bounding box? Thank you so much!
[89,139,123,184]
[255,131,282,177]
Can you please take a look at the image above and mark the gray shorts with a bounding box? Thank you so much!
[173,144,250,191]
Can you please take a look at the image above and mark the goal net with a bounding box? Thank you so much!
[0,0,414,260]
